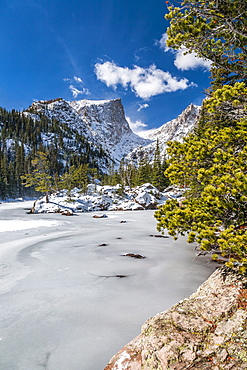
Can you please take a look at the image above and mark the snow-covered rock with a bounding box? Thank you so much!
[134,192,158,209]
[31,183,179,214]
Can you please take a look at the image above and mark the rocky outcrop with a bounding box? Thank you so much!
[31,183,176,213]
[104,267,247,369]
[139,103,200,143]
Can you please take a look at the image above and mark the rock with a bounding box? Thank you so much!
[121,253,146,259]
[93,214,108,218]
[91,195,112,211]
[134,191,158,209]
[104,267,247,369]
[31,183,182,214]
[61,209,73,216]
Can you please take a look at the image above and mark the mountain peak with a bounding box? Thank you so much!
[126,104,200,164]
[25,98,199,166]
[69,97,150,161]
[26,97,150,163]
[70,97,122,108]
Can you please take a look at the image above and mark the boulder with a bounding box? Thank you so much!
[61,209,73,216]
[91,195,112,211]
[92,214,108,218]
[134,191,158,209]
[30,183,176,213]
[104,267,247,369]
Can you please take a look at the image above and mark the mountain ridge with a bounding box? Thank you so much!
[27,98,151,163]
[26,98,199,165]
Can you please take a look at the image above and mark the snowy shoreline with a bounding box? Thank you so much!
[31,183,183,214]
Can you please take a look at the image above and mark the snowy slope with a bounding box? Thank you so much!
[70,98,151,161]
[28,98,150,163]
[126,104,200,163]
[139,104,200,142]
[26,98,200,168]
[27,98,92,138]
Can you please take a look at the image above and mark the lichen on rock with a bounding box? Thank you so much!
[104,267,247,369]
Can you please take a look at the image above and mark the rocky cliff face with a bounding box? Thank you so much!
[140,103,200,143]
[70,98,151,161]
[126,103,200,164]
[27,98,199,167]
[104,267,247,369]
[27,98,92,137]
[28,98,150,163]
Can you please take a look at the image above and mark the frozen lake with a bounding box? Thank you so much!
[0,201,216,370]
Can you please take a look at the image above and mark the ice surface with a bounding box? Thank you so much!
[0,201,216,370]
[0,219,61,232]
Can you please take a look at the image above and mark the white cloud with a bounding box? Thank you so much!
[94,61,192,99]
[73,76,83,84]
[69,85,83,98]
[64,76,91,98]
[174,48,212,71]
[156,33,170,52]
[157,33,211,71]
[126,116,147,133]
[69,85,90,98]
[137,103,149,112]
[63,78,72,82]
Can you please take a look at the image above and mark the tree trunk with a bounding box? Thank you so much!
[45,191,49,203]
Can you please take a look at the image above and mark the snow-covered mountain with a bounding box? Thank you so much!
[140,103,200,142]
[26,98,200,168]
[27,98,150,163]
[126,103,200,163]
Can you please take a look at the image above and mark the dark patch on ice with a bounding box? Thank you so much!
[150,234,169,238]
[38,350,52,369]
[89,272,132,279]
[116,237,122,239]
[98,243,108,246]
[120,220,126,223]
[121,253,146,259]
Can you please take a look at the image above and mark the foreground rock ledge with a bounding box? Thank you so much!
[104,267,247,369]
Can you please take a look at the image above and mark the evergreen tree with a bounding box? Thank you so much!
[165,0,247,85]
[155,0,247,273]
[151,139,169,190]
[137,154,152,185]
[21,151,55,203]
[0,105,109,198]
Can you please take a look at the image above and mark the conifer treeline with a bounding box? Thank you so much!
[102,140,169,191]
[0,107,169,199]
[0,107,108,199]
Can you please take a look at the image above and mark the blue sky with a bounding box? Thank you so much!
[0,0,211,131]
